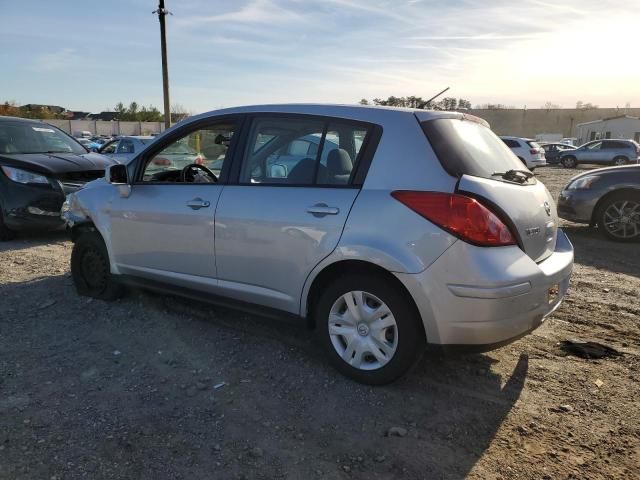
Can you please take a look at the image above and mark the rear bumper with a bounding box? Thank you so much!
[395,229,573,347]
[530,158,547,167]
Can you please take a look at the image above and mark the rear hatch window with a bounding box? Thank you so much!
[421,118,532,182]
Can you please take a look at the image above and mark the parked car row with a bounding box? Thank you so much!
[500,136,639,169]
[2,108,637,384]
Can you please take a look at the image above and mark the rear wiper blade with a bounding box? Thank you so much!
[491,169,534,182]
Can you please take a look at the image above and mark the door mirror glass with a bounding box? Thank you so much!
[107,164,128,184]
[269,164,287,178]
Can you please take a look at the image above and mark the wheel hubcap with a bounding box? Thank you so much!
[328,291,398,371]
[603,200,640,238]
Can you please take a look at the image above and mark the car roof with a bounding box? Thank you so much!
[151,104,490,143]
[181,103,473,126]
[499,136,533,141]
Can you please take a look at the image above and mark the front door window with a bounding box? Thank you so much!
[142,124,236,182]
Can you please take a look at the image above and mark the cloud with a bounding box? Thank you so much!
[176,0,305,26]
[31,48,81,72]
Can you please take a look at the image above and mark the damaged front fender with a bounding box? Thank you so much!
[61,192,91,228]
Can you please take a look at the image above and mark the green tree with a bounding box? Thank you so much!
[366,95,471,111]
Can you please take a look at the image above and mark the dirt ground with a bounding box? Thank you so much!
[0,166,638,480]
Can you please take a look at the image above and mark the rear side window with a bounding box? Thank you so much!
[422,119,527,179]
[239,116,373,186]
[501,138,520,148]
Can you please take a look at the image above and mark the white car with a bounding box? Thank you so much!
[500,136,547,170]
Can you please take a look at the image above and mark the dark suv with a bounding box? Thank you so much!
[558,139,640,168]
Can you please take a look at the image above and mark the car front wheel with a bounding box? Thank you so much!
[562,156,577,168]
[315,274,424,385]
[598,193,640,242]
[71,230,124,300]
[0,208,15,241]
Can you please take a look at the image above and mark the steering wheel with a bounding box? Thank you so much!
[180,163,218,183]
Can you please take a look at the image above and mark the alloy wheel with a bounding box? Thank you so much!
[602,200,640,239]
[328,290,398,370]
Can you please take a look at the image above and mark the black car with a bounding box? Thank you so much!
[0,116,114,240]
[539,142,577,164]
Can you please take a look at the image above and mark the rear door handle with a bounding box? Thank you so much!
[186,198,211,210]
[307,203,339,217]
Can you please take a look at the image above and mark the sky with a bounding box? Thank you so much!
[1,0,638,114]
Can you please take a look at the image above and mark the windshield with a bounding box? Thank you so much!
[139,138,153,145]
[421,118,528,180]
[0,122,87,155]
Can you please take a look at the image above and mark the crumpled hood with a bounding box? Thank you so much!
[0,152,115,175]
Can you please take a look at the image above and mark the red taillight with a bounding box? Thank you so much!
[391,191,516,247]
[530,148,540,154]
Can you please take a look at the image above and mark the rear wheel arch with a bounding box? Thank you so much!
[304,260,423,331]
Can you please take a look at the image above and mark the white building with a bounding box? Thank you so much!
[575,115,640,144]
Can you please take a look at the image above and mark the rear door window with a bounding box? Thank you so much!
[422,119,530,180]
[239,116,373,186]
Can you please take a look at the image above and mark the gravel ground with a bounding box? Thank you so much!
[0,166,638,480]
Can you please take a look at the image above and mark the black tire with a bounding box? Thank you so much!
[71,231,124,300]
[562,156,577,168]
[612,156,628,166]
[0,204,16,241]
[597,192,640,242]
[314,273,424,385]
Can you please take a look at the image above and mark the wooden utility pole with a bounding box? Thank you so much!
[155,1,171,129]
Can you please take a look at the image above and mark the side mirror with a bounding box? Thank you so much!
[107,164,128,184]
[269,164,287,178]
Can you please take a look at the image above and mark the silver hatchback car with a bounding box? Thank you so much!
[62,104,573,384]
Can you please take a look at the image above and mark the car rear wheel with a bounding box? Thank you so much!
[315,274,424,385]
[71,230,124,300]
[562,156,577,168]
[598,192,640,242]
[612,156,628,166]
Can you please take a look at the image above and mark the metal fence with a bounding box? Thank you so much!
[45,119,167,137]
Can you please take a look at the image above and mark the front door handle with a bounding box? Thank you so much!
[307,203,339,217]
[186,198,211,210]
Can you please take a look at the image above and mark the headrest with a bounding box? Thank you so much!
[327,148,352,175]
